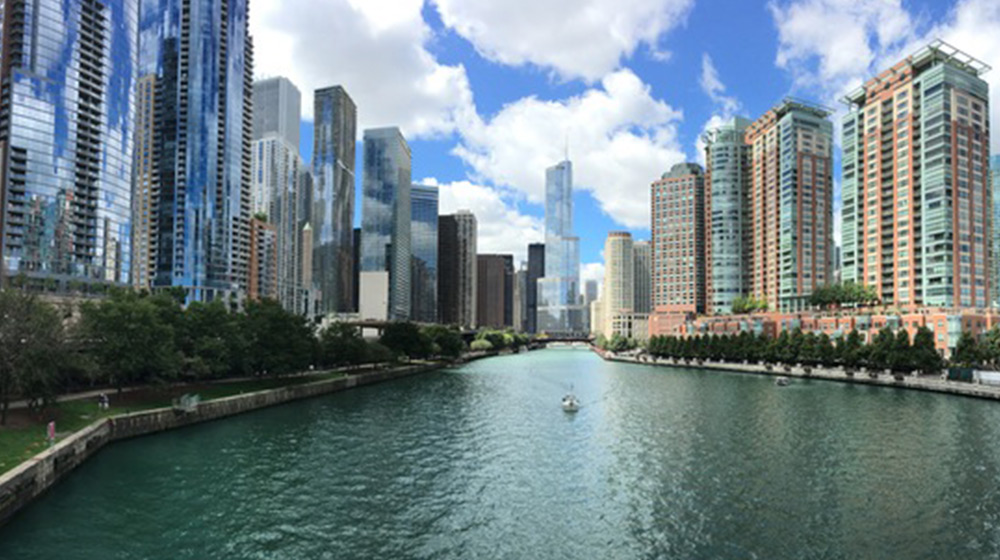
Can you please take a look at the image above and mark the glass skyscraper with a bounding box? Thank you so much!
[139,0,253,303]
[703,116,752,314]
[361,127,412,321]
[312,86,357,314]
[252,77,301,149]
[0,0,139,289]
[410,184,438,323]
[537,160,584,333]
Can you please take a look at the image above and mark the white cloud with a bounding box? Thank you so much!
[454,69,686,229]
[250,0,474,137]
[424,178,544,263]
[581,262,605,294]
[431,0,694,81]
[695,54,744,164]
[770,0,1000,152]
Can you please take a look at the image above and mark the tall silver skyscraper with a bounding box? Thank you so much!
[0,0,139,289]
[140,0,253,303]
[312,86,357,314]
[410,184,439,323]
[361,127,412,321]
[632,240,651,313]
[252,77,301,148]
[537,160,584,333]
[702,116,751,314]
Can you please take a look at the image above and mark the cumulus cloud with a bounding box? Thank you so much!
[423,178,544,263]
[431,0,694,81]
[770,0,1000,152]
[581,262,606,295]
[695,54,744,164]
[454,69,686,229]
[250,0,474,137]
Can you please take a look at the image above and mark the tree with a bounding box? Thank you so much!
[838,330,865,374]
[816,333,835,368]
[319,322,370,367]
[470,339,493,352]
[799,332,819,368]
[867,327,895,373]
[888,329,913,377]
[380,322,433,360]
[79,290,180,393]
[951,331,981,368]
[422,325,465,358]
[177,300,246,379]
[243,299,315,376]
[912,326,944,376]
[0,291,69,424]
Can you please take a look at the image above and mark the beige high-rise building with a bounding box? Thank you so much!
[603,232,634,319]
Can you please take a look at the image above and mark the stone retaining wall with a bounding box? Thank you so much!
[0,360,452,527]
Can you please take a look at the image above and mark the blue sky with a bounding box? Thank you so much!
[253,0,997,285]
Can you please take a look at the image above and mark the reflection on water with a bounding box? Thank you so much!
[2,348,1000,558]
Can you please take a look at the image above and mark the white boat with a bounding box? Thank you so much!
[775,376,790,387]
[562,394,580,412]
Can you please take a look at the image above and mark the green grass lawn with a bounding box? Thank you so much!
[0,371,346,476]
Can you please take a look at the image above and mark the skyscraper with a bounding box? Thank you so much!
[477,254,514,328]
[703,117,752,314]
[251,77,307,312]
[652,164,707,315]
[842,41,990,309]
[632,240,652,314]
[252,77,301,149]
[132,75,157,290]
[0,0,139,290]
[361,127,412,321]
[249,218,278,301]
[140,0,254,303]
[410,184,439,323]
[313,86,357,314]
[526,243,545,333]
[992,156,1000,307]
[747,99,833,312]
[438,211,477,328]
[603,232,635,323]
[537,161,584,334]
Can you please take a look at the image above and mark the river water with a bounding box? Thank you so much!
[2,348,1000,558]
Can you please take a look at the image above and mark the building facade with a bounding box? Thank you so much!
[438,211,477,328]
[992,155,1000,307]
[410,184,439,323]
[313,86,357,314]
[477,254,514,328]
[633,240,651,313]
[132,74,157,290]
[842,41,991,309]
[747,99,833,312]
[652,163,707,316]
[139,0,253,303]
[248,218,278,301]
[526,242,545,333]
[538,160,584,334]
[703,117,752,314]
[603,232,635,324]
[361,127,412,321]
[252,76,300,149]
[0,0,139,290]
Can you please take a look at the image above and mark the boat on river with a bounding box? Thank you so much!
[775,376,790,387]
[562,394,580,412]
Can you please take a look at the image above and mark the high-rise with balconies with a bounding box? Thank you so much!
[0,0,140,291]
[842,41,991,309]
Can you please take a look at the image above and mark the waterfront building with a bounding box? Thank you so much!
[585,279,599,307]
[590,298,604,336]
[526,243,546,333]
[0,0,139,290]
[438,211,477,328]
[633,240,652,313]
[139,0,253,303]
[842,41,990,309]
[992,156,1000,307]
[514,266,528,332]
[410,184,439,323]
[300,222,315,316]
[313,86,357,314]
[132,75,157,290]
[652,164,707,316]
[249,218,278,301]
[702,117,752,314]
[352,227,361,312]
[361,127,411,321]
[603,232,635,323]
[747,100,833,313]
[252,77,300,149]
[477,254,514,328]
[537,161,585,334]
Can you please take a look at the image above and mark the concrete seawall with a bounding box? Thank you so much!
[0,359,467,527]
[600,351,1000,401]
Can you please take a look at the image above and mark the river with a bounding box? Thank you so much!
[2,348,1000,558]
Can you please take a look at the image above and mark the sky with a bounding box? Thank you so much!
[250,0,1000,288]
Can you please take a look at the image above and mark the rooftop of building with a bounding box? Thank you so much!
[658,162,704,180]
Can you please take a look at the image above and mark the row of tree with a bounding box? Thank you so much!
[594,333,639,353]
[470,329,531,352]
[730,296,770,314]
[808,282,880,309]
[645,327,945,377]
[0,289,475,425]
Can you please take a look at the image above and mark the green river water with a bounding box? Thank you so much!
[2,348,1000,558]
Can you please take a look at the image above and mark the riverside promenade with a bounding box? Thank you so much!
[0,352,501,527]
[598,349,1000,402]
